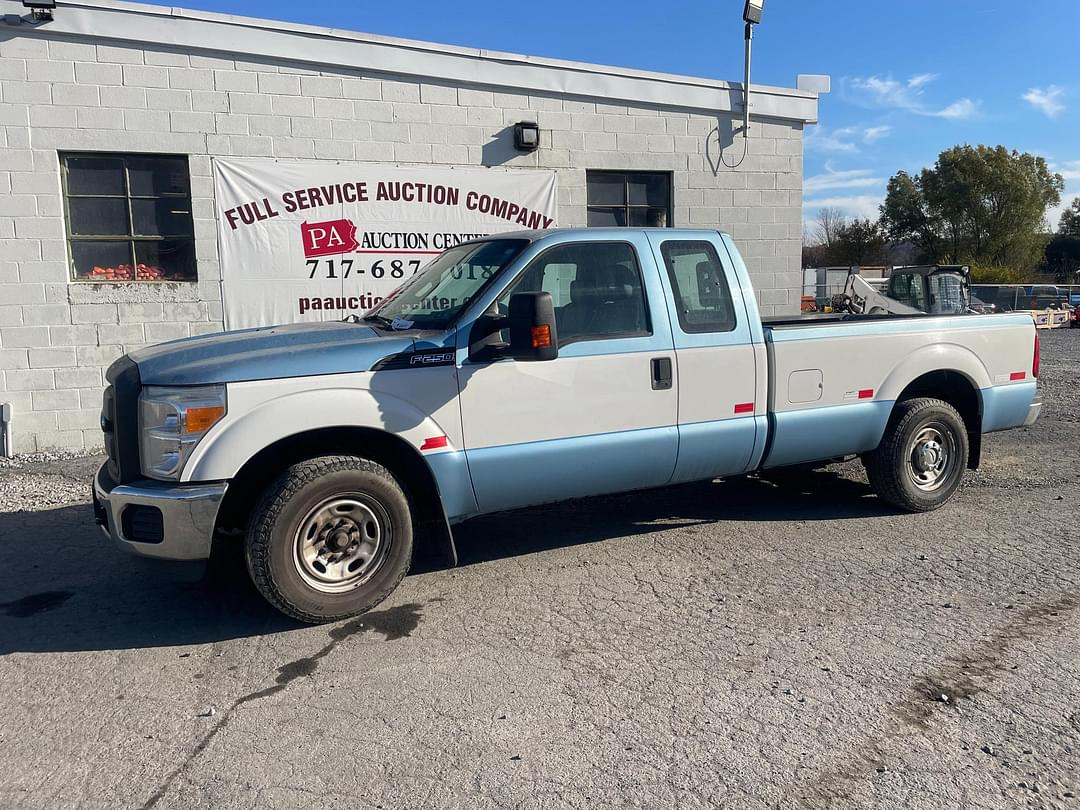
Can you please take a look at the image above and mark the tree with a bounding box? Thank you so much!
[879,170,939,262]
[1043,235,1080,280]
[833,218,886,266]
[879,145,1063,271]
[814,207,847,252]
[801,242,831,269]
[1060,197,1080,237]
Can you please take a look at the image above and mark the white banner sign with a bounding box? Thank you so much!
[213,158,558,329]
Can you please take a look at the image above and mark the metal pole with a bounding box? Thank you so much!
[1,402,12,459]
[743,21,752,136]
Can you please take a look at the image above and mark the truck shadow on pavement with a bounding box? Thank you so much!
[0,465,888,654]
[447,465,890,568]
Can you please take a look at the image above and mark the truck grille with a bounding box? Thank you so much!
[101,385,120,481]
[102,356,142,484]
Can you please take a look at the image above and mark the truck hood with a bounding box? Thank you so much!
[130,321,435,386]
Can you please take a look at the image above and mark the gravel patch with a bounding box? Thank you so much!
[0,451,104,513]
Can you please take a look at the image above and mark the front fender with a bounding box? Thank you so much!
[183,384,457,483]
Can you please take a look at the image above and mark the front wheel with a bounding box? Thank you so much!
[863,397,969,512]
[245,455,413,623]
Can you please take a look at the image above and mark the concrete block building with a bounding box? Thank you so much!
[0,0,819,454]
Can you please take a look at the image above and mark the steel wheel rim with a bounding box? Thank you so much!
[906,422,958,492]
[292,495,390,594]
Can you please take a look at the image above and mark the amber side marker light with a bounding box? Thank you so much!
[185,405,225,434]
[531,325,552,349]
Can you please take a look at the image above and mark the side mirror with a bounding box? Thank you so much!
[508,292,558,361]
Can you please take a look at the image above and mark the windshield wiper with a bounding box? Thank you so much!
[361,313,396,329]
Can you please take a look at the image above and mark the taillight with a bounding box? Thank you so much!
[1033,329,1040,379]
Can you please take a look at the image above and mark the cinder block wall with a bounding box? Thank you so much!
[0,32,804,454]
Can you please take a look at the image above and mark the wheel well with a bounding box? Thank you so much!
[895,370,982,468]
[214,427,456,565]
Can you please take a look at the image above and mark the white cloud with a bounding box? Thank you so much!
[907,73,938,90]
[1056,160,1080,182]
[1022,86,1066,118]
[934,98,980,120]
[847,73,980,120]
[803,194,884,222]
[804,125,859,154]
[862,125,891,143]
[804,165,884,194]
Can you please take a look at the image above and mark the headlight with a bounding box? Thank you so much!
[139,385,226,480]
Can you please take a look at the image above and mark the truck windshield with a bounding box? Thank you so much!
[364,239,528,330]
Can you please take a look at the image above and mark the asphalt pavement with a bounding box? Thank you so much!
[1,329,1078,810]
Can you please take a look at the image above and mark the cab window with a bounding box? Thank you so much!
[660,240,737,333]
[499,242,650,344]
[927,274,967,314]
[888,273,928,311]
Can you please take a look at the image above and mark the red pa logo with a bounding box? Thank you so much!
[300,219,360,258]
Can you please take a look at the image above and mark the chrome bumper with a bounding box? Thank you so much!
[92,463,227,561]
[1024,396,1042,426]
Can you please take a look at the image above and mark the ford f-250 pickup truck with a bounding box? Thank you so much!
[92,228,1041,623]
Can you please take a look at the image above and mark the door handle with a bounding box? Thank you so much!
[651,357,673,390]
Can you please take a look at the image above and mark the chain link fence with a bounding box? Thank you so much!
[970,284,1080,312]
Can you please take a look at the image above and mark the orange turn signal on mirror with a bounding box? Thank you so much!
[184,405,225,434]
[531,325,552,349]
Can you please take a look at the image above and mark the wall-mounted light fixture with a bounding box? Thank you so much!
[741,0,764,136]
[22,0,56,22]
[513,121,540,152]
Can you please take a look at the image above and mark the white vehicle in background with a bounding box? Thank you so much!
[92,229,1042,623]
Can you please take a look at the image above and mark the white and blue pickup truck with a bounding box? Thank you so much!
[93,228,1041,622]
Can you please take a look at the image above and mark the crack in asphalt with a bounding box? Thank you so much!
[139,601,424,810]
[795,591,1080,808]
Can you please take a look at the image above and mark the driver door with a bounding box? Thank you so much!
[457,237,679,514]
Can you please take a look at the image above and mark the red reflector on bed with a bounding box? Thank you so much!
[733,402,754,414]
[858,389,874,399]
[420,436,448,451]
[1009,371,1026,381]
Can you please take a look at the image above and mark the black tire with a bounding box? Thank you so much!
[863,397,969,512]
[245,455,413,623]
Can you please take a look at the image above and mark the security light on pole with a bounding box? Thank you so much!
[741,0,764,136]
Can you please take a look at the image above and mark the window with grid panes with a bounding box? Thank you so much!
[586,171,673,228]
[61,153,196,282]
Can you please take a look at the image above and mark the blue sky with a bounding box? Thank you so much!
[146,0,1080,234]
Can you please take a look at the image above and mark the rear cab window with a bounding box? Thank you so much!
[659,240,737,333]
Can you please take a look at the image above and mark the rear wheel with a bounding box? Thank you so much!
[864,397,968,512]
[245,455,413,623]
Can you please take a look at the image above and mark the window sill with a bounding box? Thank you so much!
[67,280,204,305]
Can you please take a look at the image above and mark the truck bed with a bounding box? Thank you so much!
[759,312,1038,469]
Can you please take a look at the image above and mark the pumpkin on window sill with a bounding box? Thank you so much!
[87,263,169,281]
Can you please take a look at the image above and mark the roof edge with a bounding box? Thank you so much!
[1,0,819,122]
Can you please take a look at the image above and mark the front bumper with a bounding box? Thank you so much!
[1025,396,1042,426]
[92,463,227,561]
